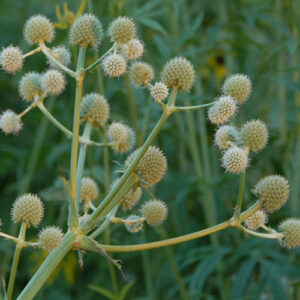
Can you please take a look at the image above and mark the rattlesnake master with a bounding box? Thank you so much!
[80,177,99,203]
[129,62,154,86]
[214,125,240,150]
[125,146,167,185]
[0,46,23,74]
[279,218,300,249]
[80,93,110,127]
[19,72,43,101]
[39,226,63,252]
[241,120,268,152]
[123,39,144,60]
[48,46,71,68]
[102,54,127,77]
[244,210,267,231]
[222,74,252,103]
[121,187,142,211]
[69,13,103,48]
[222,147,248,174]
[11,194,44,227]
[41,70,65,95]
[254,175,289,213]
[141,200,168,226]
[0,110,23,135]
[108,16,136,44]
[125,215,143,233]
[151,82,169,102]
[161,57,195,92]
[24,15,55,45]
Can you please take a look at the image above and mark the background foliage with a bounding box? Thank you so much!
[0,0,299,299]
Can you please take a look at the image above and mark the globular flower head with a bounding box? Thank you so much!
[125,215,143,233]
[222,74,252,103]
[121,187,142,211]
[108,16,136,44]
[151,82,169,102]
[279,218,300,249]
[253,175,289,213]
[48,46,71,68]
[11,193,44,227]
[41,69,65,95]
[208,96,237,125]
[222,146,248,174]
[125,146,167,185]
[244,210,268,231]
[214,125,240,150]
[69,13,103,48]
[102,54,127,78]
[0,110,22,135]
[161,57,195,92]
[241,119,268,152]
[19,72,43,101]
[141,199,168,226]
[39,226,63,252]
[24,15,55,45]
[80,177,99,203]
[123,38,143,60]
[0,46,23,74]
[129,62,154,86]
[80,93,110,127]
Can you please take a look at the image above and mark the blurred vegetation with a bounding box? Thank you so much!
[0,0,300,299]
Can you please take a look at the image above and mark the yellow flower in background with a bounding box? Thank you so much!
[208,55,227,79]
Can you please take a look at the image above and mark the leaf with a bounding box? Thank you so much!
[119,281,135,300]
[138,18,168,36]
[88,285,116,300]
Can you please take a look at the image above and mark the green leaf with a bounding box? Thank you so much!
[119,281,135,300]
[87,285,116,300]
[138,18,168,36]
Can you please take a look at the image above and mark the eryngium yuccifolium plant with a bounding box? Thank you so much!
[129,62,154,86]
[279,219,300,249]
[0,110,23,135]
[24,15,55,45]
[125,215,143,233]
[102,53,127,77]
[141,200,168,226]
[151,82,169,102]
[41,69,66,95]
[80,93,110,127]
[121,187,142,211]
[80,177,99,203]
[19,72,43,101]
[244,210,268,231]
[108,16,136,44]
[222,146,248,174]
[47,46,71,68]
[122,38,144,60]
[69,13,103,48]
[214,125,240,150]
[38,226,63,252]
[0,46,23,73]
[11,194,44,227]
[253,175,289,213]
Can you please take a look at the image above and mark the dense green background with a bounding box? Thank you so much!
[0,0,300,299]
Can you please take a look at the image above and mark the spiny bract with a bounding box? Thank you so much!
[41,69,65,95]
[125,215,143,233]
[108,16,136,44]
[141,199,168,226]
[279,218,300,249]
[48,46,71,68]
[102,53,127,77]
[214,125,240,150]
[151,82,169,102]
[0,46,23,74]
[0,110,23,135]
[121,187,142,211]
[129,62,154,86]
[39,226,63,252]
[222,146,248,174]
[80,177,99,202]
[244,210,267,231]
[19,72,43,101]
[123,38,144,60]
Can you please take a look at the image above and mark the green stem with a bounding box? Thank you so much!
[175,103,214,111]
[238,225,283,240]
[234,171,246,220]
[22,46,41,59]
[7,223,26,300]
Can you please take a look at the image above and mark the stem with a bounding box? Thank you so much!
[0,232,19,243]
[18,102,37,119]
[7,223,26,300]
[234,171,246,220]
[175,103,214,111]
[22,47,41,59]
[238,225,283,240]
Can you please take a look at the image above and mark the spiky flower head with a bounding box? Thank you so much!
[241,119,268,152]
[24,15,55,45]
[107,122,136,153]
[80,177,99,203]
[214,125,240,150]
[102,53,127,77]
[244,210,268,231]
[0,110,22,135]
[19,72,43,101]
[222,146,248,174]
[125,146,167,185]
[123,38,144,60]
[69,13,103,48]
[39,226,63,252]
[161,57,195,92]
[222,74,252,103]
[151,82,169,102]
[0,46,23,74]
[108,16,136,44]
[11,193,44,227]
[141,199,168,226]
[279,218,300,249]
[41,70,65,95]
[129,62,154,86]
[48,46,71,68]
[80,93,110,127]
[208,96,237,125]
[121,187,142,211]
[253,175,289,213]
[125,215,143,233]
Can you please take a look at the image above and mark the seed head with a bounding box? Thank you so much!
[214,125,240,150]
[48,46,71,68]
[222,146,248,174]
[151,82,169,102]
[241,119,268,152]
[222,74,252,103]
[39,226,63,252]
[161,57,195,92]
[41,70,65,95]
[24,15,55,45]
[102,54,127,77]
[69,13,103,48]
[279,218,300,249]
[11,193,44,227]
[19,72,43,101]
[125,215,143,233]
[121,187,142,211]
[141,199,168,226]
[129,62,154,86]
[125,146,167,185]
[80,93,110,127]
[0,46,23,74]
[208,96,237,125]
[123,39,144,60]
[80,177,99,203]
[244,210,268,231]
[253,175,289,213]
[0,110,22,135]
[108,16,136,44]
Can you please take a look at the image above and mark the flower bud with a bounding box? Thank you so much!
[244,210,267,231]
[279,218,300,249]
[48,46,71,68]
[125,215,143,233]
[121,187,142,211]
[214,125,240,150]
[19,72,43,101]
[39,226,63,252]
[102,54,127,77]
[41,69,65,95]
[11,193,44,227]
[151,82,169,102]
[108,16,136,44]
[0,46,23,74]
[141,199,168,226]
[123,39,143,60]
[129,62,154,86]
[80,177,99,203]
[0,110,22,135]
[222,146,248,174]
